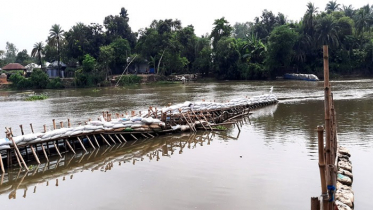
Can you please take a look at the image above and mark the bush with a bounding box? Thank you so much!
[47,77,64,89]
[30,69,50,89]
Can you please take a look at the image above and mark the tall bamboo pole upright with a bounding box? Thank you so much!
[323,45,334,210]
[317,126,328,210]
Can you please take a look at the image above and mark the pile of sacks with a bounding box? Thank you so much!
[159,94,277,115]
[335,146,354,210]
[0,116,166,151]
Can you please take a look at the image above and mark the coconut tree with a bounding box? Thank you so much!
[315,16,340,48]
[325,1,341,13]
[31,42,45,68]
[304,2,319,38]
[354,5,373,35]
[342,5,355,18]
[49,24,64,77]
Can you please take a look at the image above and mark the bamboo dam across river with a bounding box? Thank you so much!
[0,80,372,209]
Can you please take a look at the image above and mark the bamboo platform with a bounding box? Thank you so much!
[0,93,278,172]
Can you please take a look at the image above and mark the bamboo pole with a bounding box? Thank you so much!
[41,144,49,162]
[7,133,28,170]
[68,119,71,128]
[53,141,62,158]
[114,134,122,143]
[107,135,116,144]
[76,137,87,152]
[30,145,40,164]
[317,126,328,210]
[100,134,111,146]
[179,109,196,132]
[130,134,138,140]
[191,110,207,130]
[13,149,22,168]
[86,136,96,149]
[92,135,101,147]
[311,197,320,210]
[65,140,76,154]
[0,154,5,173]
[19,125,24,135]
[119,134,127,142]
[30,123,34,133]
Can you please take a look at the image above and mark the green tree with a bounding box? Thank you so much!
[103,7,137,48]
[326,1,341,13]
[304,2,319,38]
[110,38,131,74]
[82,54,96,73]
[4,42,18,63]
[266,25,299,77]
[30,69,50,89]
[213,37,240,79]
[49,24,65,76]
[15,49,30,66]
[315,15,340,47]
[99,45,114,80]
[31,42,45,68]
[210,17,233,50]
[342,5,355,18]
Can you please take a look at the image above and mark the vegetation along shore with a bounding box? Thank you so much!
[1,1,373,90]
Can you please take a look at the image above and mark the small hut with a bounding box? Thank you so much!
[2,63,26,71]
[1,63,26,78]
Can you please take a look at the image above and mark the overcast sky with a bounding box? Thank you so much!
[0,0,370,54]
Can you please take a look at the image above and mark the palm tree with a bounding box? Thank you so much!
[304,2,319,38]
[342,5,354,17]
[49,24,64,77]
[354,5,373,35]
[325,1,341,13]
[31,42,45,68]
[315,16,340,47]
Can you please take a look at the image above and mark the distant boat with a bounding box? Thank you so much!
[283,73,319,81]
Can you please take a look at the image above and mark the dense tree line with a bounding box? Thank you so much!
[1,1,373,87]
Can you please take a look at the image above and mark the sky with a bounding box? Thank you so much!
[0,0,371,54]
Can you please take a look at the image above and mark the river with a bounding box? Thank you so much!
[0,79,372,209]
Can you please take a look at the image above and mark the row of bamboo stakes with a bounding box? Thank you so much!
[311,45,338,210]
[1,131,226,199]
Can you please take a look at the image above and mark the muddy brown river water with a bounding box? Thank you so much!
[0,79,372,209]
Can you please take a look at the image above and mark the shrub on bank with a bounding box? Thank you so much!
[9,70,64,90]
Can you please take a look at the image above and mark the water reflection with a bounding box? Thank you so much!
[0,130,241,200]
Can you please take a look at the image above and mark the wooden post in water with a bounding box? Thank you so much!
[30,123,34,133]
[52,119,56,130]
[7,132,28,170]
[323,45,333,210]
[43,125,47,133]
[76,137,87,153]
[65,140,75,154]
[68,119,71,128]
[317,126,328,210]
[0,153,5,173]
[19,125,24,135]
[30,145,40,165]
